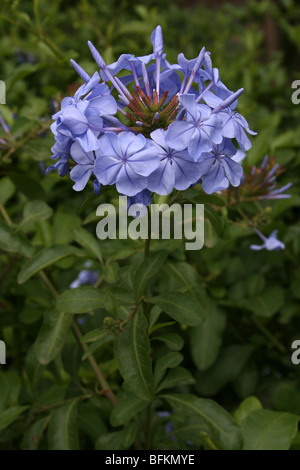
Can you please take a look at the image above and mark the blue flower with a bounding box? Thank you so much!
[250,229,285,251]
[197,138,244,194]
[94,132,160,196]
[127,189,151,217]
[69,141,100,191]
[165,94,223,160]
[53,72,117,153]
[46,155,70,177]
[147,129,203,195]
[70,262,99,288]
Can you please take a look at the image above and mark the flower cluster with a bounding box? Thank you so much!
[48,26,256,203]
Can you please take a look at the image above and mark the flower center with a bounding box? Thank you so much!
[123,87,179,138]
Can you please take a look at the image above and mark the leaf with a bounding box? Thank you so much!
[114,309,155,401]
[162,393,243,450]
[0,221,34,258]
[18,200,53,231]
[121,421,139,449]
[0,177,15,206]
[73,227,103,265]
[18,245,84,284]
[8,172,46,200]
[77,402,107,443]
[154,352,183,386]
[53,213,81,244]
[195,344,254,396]
[82,335,113,361]
[134,250,168,299]
[95,431,124,450]
[147,292,207,326]
[21,416,50,450]
[183,188,225,207]
[82,328,109,343]
[190,305,226,371]
[7,63,39,89]
[35,310,72,364]
[110,391,149,427]
[150,333,184,351]
[239,287,285,318]
[157,367,195,392]
[234,396,263,425]
[241,410,299,450]
[204,205,223,236]
[0,406,29,432]
[246,113,280,165]
[48,400,79,450]
[56,287,105,314]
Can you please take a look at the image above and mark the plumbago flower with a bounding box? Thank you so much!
[250,228,285,251]
[48,25,256,206]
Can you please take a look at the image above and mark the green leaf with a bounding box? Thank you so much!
[239,287,285,318]
[241,410,299,450]
[21,416,50,450]
[35,310,72,364]
[73,227,103,265]
[17,200,53,231]
[134,250,168,299]
[157,367,195,392]
[154,351,183,386]
[204,206,223,236]
[8,172,46,200]
[114,309,155,401]
[0,177,15,206]
[195,345,254,396]
[56,287,105,314]
[7,63,39,89]
[95,431,124,450]
[246,113,280,165]
[82,335,113,360]
[48,400,79,450]
[150,333,184,351]
[82,328,109,343]
[190,305,226,371]
[0,406,29,432]
[121,421,139,449]
[0,221,34,258]
[162,393,243,450]
[110,391,149,426]
[234,396,263,425]
[147,292,207,326]
[183,188,225,207]
[53,213,81,244]
[18,245,84,284]
[77,402,107,443]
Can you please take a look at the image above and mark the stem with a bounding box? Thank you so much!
[38,271,117,406]
[143,208,152,448]
[251,315,287,353]
[142,208,151,317]
[0,204,12,225]
[71,320,117,406]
